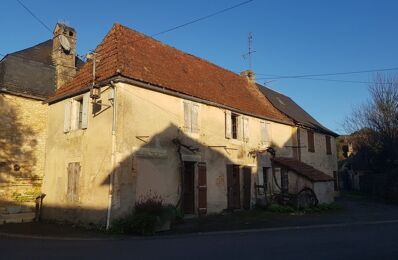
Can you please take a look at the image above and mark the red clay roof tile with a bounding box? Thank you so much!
[50,23,292,124]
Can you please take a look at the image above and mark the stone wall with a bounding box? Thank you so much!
[0,93,48,208]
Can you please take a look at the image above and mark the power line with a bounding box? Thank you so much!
[257,67,398,80]
[15,0,52,33]
[151,0,254,38]
[261,77,374,85]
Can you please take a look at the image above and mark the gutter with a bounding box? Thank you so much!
[47,75,294,127]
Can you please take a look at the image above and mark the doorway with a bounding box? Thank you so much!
[183,162,195,214]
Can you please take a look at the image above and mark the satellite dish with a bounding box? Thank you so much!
[59,35,71,52]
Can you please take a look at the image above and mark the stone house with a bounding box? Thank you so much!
[0,23,83,216]
[259,86,338,199]
[41,23,337,226]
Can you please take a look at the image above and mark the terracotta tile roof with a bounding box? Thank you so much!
[272,157,334,182]
[49,23,292,124]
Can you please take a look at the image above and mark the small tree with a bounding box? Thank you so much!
[344,73,398,171]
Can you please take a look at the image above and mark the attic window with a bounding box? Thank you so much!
[69,31,74,37]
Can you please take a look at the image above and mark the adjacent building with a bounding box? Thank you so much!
[0,23,83,215]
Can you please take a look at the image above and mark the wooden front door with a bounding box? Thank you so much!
[183,162,195,214]
[227,164,241,209]
[242,166,252,210]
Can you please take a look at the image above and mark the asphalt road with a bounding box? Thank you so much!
[1,221,398,260]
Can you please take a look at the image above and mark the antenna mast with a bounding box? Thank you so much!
[243,32,256,70]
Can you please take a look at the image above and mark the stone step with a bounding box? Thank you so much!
[0,212,36,225]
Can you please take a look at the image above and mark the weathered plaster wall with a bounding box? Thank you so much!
[299,129,338,177]
[0,93,47,208]
[114,82,295,216]
[42,87,114,224]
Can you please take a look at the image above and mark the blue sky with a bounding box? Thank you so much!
[2,0,398,134]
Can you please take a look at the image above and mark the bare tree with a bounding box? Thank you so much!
[344,73,398,170]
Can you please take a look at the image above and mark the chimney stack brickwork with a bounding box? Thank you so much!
[52,23,77,90]
[240,70,256,84]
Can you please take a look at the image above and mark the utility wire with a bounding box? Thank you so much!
[15,0,52,33]
[257,67,398,80]
[260,76,375,85]
[151,0,254,38]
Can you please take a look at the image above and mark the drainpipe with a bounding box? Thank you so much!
[106,81,117,230]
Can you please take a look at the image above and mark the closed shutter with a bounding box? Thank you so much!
[326,136,332,155]
[197,163,207,215]
[307,130,315,152]
[191,103,199,133]
[243,117,249,142]
[67,162,80,203]
[225,110,232,139]
[226,164,234,209]
[242,166,252,210]
[184,101,191,131]
[265,123,271,143]
[260,121,266,143]
[64,100,71,133]
[81,93,89,129]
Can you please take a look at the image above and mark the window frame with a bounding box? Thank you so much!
[326,135,332,155]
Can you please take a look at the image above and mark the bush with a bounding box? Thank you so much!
[268,203,295,213]
[111,192,178,235]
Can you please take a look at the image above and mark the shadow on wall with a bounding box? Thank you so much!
[0,94,40,206]
[44,123,273,225]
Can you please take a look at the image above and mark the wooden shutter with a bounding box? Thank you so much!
[265,123,271,143]
[64,100,71,133]
[307,130,315,152]
[197,163,207,215]
[225,110,232,139]
[242,166,252,210]
[326,136,332,155]
[81,93,89,129]
[184,101,191,131]
[191,103,199,133]
[226,164,234,209]
[243,117,249,142]
[67,162,80,203]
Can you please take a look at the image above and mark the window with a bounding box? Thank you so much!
[183,101,199,133]
[225,111,247,141]
[260,121,271,144]
[307,130,315,153]
[231,114,238,139]
[326,135,332,155]
[64,93,89,132]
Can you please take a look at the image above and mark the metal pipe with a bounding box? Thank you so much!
[106,81,117,230]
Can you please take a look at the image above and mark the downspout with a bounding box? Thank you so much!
[106,81,117,230]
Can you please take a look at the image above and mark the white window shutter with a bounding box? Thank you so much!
[184,101,191,131]
[81,93,89,129]
[260,121,266,143]
[266,123,272,143]
[64,100,71,133]
[191,103,199,133]
[225,110,232,139]
[243,117,249,142]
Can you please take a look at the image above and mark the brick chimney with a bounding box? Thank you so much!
[240,70,256,84]
[52,23,77,89]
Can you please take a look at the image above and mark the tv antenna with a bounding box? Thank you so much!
[242,32,256,70]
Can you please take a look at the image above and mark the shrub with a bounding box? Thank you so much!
[111,192,178,235]
[268,203,295,213]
